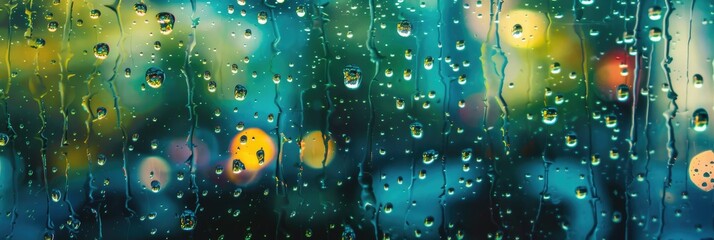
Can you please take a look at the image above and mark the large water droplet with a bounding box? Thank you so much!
[145,67,165,89]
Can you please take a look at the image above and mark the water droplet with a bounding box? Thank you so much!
[424,56,434,70]
[134,3,147,16]
[565,132,578,147]
[542,107,558,125]
[234,84,248,101]
[693,74,704,88]
[96,107,107,120]
[47,21,58,32]
[617,84,630,102]
[296,5,306,17]
[605,114,617,128]
[257,148,265,165]
[422,149,438,164]
[410,122,423,139]
[97,154,106,166]
[459,148,472,162]
[51,189,61,202]
[0,133,9,147]
[648,27,662,42]
[343,65,362,89]
[150,180,161,193]
[257,11,268,24]
[511,24,523,38]
[691,108,708,132]
[550,62,561,74]
[156,12,175,35]
[179,210,196,231]
[145,67,165,89]
[89,9,101,19]
[648,6,662,20]
[456,40,465,50]
[397,20,412,37]
[93,43,109,59]
[424,216,435,227]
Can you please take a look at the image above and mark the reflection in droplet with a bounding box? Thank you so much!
[691,109,708,132]
[511,24,523,38]
[410,122,423,139]
[343,65,362,89]
[616,84,630,102]
[542,107,557,125]
[156,12,175,35]
[179,210,197,231]
[93,43,109,59]
[145,67,165,89]
[397,20,412,37]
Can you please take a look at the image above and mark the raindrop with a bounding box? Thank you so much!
[179,210,197,231]
[234,84,248,101]
[51,189,61,202]
[542,107,558,125]
[616,84,630,102]
[258,11,268,25]
[0,133,9,147]
[397,20,412,37]
[96,107,107,120]
[422,149,438,164]
[511,24,523,38]
[150,180,161,193]
[89,9,101,19]
[648,6,662,20]
[93,43,110,59]
[145,67,165,89]
[257,148,265,165]
[156,12,176,35]
[410,122,423,139]
[134,3,147,16]
[691,109,708,132]
[343,65,362,89]
[649,28,662,42]
[693,74,703,88]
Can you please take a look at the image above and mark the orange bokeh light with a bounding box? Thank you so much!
[300,131,337,169]
[225,128,276,185]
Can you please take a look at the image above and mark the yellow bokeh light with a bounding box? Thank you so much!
[300,131,337,169]
[229,128,276,171]
[465,6,547,49]
[497,10,548,49]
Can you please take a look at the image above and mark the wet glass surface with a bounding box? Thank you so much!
[0,0,712,239]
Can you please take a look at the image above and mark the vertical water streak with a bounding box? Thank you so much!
[262,1,287,236]
[643,44,655,231]
[36,97,53,233]
[436,0,450,237]
[2,1,16,96]
[179,0,201,215]
[2,1,18,238]
[103,0,136,217]
[683,0,695,111]
[572,1,599,239]
[22,0,33,41]
[57,0,73,148]
[657,0,678,239]
[361,0,381,237]
[479,0,502,230]
[625,1,643,238]
[313,1,332,190]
